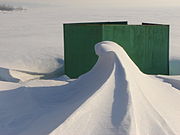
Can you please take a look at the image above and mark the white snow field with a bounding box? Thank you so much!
[0,41,179,135]
[0,1,180,135]
[0,2,180,79]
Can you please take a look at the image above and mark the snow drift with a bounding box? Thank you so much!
[0,41,179,135]
[50,41,180,135]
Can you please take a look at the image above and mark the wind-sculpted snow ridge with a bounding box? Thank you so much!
[0,65,64,82]
[50,41,180,135]
[0,56,64,82]
[0,41,179,135]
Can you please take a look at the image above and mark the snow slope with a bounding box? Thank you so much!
[0,41,179,135]
[50,41,180,135]
[0,2,180,134]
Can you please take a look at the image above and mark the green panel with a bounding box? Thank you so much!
[64,22,169,78]
[64,22,128,78]
[103,25,169,75]
[64,24,102,78]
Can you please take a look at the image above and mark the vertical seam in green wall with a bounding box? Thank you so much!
[168,26,170,74]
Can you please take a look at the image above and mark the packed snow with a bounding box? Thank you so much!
[0,1,180,135]
[0,41,179,135]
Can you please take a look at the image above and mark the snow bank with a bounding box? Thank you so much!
[0,58,64,82]
[0,41,179,135]
[156,75,180,90]
[0,52,64,82]
[50,41,180,135]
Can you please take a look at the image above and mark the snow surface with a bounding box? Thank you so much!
[0,1,180,135]
[0,41,179,135]
[0,2,180,78]
[156,75,180,90]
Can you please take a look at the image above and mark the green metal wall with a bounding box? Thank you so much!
[64,24,102,78]
[103,24,169,75]
[64,22,169,78]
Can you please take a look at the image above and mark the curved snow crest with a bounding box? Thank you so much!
[0,66,64,82]
[51,41,180,135]
[0,56,64,82]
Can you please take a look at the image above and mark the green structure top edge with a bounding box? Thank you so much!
[63,21,128,25]
[142,22,169,26]
[63,22,169,27]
